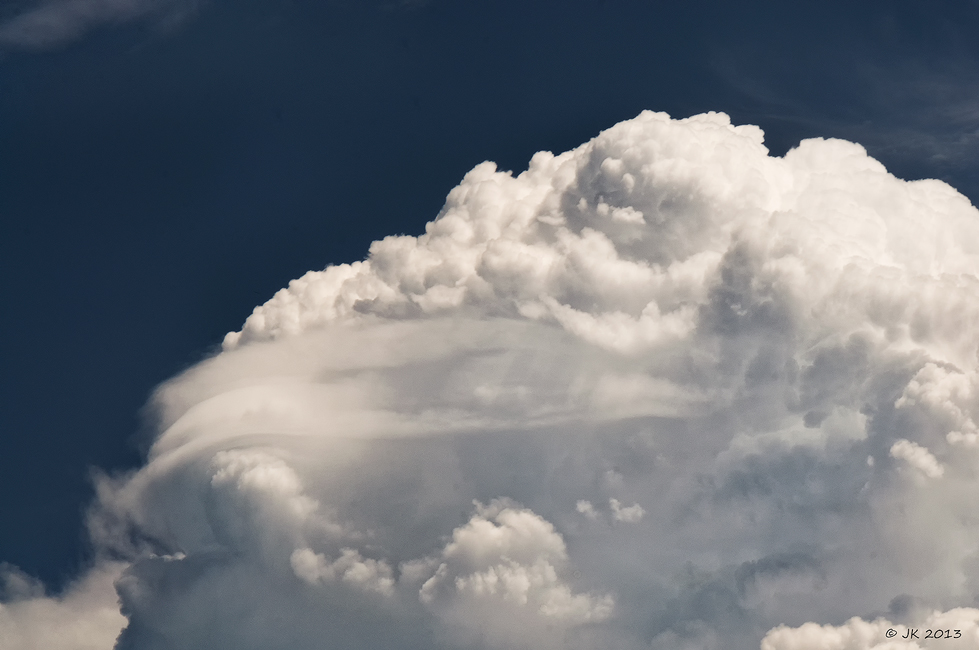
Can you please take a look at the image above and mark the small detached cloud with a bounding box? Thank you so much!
[577,498,645,524]
[609,498,645,524]
[576,500,599,520]
[0,0,199,51]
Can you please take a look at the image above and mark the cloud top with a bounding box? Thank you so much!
[226,110,979,376]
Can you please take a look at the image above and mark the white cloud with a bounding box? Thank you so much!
[890,439,944,480]
[0,0,198,51]
[0,562,126,650]
[762,607,979,649]
[576,500,599,519]
[291,547,395,596]
[609,498,645,523]
[417,500,613,649]
[11,109,979,649]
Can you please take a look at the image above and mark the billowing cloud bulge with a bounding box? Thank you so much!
[12,111,979,649]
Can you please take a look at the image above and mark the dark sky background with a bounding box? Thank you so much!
[2,0,979,591]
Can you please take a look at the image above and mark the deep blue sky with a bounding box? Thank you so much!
[2,0,978,590]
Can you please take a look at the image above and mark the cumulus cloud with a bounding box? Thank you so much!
[609,498,645,523]
[291,547,395,596]
[0,0,198,51]
[0,562,126,650]
[415,499,613,648]
[762,607,979,649]
[575,500,599,519]
[890,439,944,480]
[11,109,979,649]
